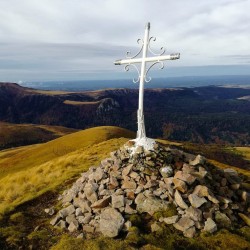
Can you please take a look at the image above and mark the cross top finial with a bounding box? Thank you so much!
[114,23,180,150]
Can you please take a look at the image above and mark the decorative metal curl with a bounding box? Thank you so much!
[144,61,164,83]
[148,36,166,56]
[126,39,144,59]
[124,64,140,83]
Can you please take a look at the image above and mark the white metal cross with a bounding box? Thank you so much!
[114,22,180,150]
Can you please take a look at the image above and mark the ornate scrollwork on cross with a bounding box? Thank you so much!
[124,64,140,83]
[145,61,164,83]
[126,39,144,59]
[148,36,166,56]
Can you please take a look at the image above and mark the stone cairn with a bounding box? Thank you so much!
[48,141,250,238]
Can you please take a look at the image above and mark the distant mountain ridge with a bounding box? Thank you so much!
[1,82,250,145]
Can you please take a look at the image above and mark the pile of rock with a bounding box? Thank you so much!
[49,141,249,238]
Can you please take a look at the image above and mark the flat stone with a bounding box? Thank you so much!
[130,171,139,179]
[188,194,207,208]
[185,206,202,222]
[55,220,67,229]
[203,218,217,233]
[189,154,205,166]
[75,208,83,216]
[66,214,77,225]
[184,226,196,238]
[136,196,170,216]
[238,213,250,226]
[112,194,125,208]
[174,190,188,209]
[215,211,231,228]
[123,221,132,231]
[62,194,74,204]
[122,164,133,176]
[173,178,187,193]
[50,214,61,226]
[192,185,219,204]
[174,217,195,232]
[83,225,95,233]
[121,179,137,190]
[59,205,75,218]
[163,215,179,224]
[91,196,111,209]
[93,167,104,182]
[100,208,125,237]
[68,221,79,232]
[125,204,137,214]
[174,171,196,185]
[78,213,92,224]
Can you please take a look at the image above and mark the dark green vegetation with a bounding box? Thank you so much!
[1,82,250,145]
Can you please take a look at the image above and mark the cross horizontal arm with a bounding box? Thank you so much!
[114,53,180,65]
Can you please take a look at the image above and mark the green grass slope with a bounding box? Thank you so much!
[0,122,78,150]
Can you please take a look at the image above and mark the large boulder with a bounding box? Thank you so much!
[100,208,124,237]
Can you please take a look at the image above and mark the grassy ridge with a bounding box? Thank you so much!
[0,126,134,216]
[0,126,134,179]
[0,122,78,150]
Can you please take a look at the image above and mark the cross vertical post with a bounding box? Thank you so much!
[137,22,150,139]
[114,22,180,150]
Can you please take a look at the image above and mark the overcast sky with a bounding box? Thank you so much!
[0,0,250,82]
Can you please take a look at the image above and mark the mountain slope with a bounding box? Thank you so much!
[1,82,250,145]
[0,126,135,216]
[0,122,78,150]
[0,126,135,179]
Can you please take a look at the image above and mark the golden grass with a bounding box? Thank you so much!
[63,100,100,105]
[28,90,71,95]
[0,126,135,179]
[0,137,130,216]
[208,159,250,178]
[235,147,250,161]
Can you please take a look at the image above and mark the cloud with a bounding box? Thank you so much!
[0,0,250,81]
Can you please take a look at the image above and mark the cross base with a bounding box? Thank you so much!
[127,137,156,154]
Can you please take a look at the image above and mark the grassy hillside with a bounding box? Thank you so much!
[0,126,134,179]
[0,122,78,150]
[0,126,134,216]
[0,127,249,249]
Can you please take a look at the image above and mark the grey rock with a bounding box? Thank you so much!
[55,220,67,229]
[100,208,125,237]
[66,214,77,225]
[112,194,125,208]
[188,194,207,208]
[160,166,173,178]
[175,190,188,209]
[50,214,61,226]
[189,154,205,166]
[215,211,231,228]
[174,217,195,232]
[91,196,111,209]
[68,221,79,232]
[184,226,196,238]
[125,204,137,214]
[136,196,170,216]
[75,208,83,217]
[44,207,55,216]
[203,218,217,233]
[185,206,202,222]
[163,215,179,224]
[82,225,95,233]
